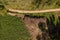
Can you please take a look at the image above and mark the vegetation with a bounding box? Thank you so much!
[0,15,30,40]
[0,3,30,40]
[0,0,60,10]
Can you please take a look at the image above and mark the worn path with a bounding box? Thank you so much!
[7,8,60,13]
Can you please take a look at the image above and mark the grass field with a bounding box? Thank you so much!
[0,0,60,10]
[0,15,30,40]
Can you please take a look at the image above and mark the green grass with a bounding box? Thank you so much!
[0,15,30,40]
[0,0,60,10]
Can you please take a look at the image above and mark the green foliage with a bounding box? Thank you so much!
[0,15,30,40]
[32,0,60,9]
[0,0,60,10]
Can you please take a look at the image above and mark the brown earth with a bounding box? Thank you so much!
[23,15,50,40]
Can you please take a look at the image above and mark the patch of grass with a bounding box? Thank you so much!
[0,0,60,10]
[0,15,30,40]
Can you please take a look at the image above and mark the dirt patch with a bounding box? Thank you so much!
[22,15,50,40]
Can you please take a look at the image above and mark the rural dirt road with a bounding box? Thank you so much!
[8,8,60,13]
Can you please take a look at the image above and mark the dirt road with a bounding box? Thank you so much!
[7,8,60,13]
